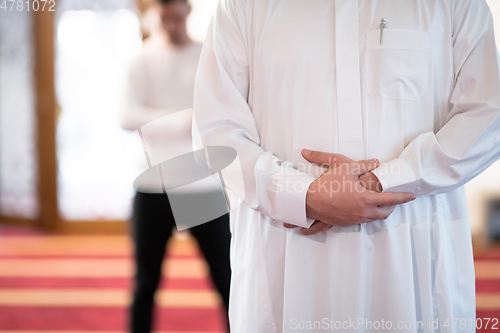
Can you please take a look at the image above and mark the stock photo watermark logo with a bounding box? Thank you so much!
[272,158,400,196]
[125,108,245,231]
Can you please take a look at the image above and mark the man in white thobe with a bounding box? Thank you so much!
[193,0,500,332]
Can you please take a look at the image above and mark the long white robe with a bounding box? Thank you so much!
[193,0,500,332]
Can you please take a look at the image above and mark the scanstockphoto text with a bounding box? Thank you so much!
[273,158,399,177]
[290,317,499,331]
[271,160,400,195]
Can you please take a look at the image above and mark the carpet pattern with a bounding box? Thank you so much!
[0,224,499,332]
[0,225,226,333]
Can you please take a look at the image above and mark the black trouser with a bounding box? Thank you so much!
[130,192,231,333]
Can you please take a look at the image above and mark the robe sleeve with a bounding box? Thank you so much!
[192,0,316,227]
[372,0,500,196]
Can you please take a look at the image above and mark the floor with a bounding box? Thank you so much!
[0,224,226,333]
[0,224,499,332]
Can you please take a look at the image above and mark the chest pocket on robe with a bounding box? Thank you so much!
[365,29,431,101]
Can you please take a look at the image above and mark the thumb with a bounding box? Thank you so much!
[352,158,379,176]
[301,149,354,167]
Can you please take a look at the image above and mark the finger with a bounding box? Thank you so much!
[371,206,396,221]
[350,158,379,176]
[300,221,332,235]
[301,149,354,167]
[370,192,416,207]
[283,222,298,229]
[358,172,383,192]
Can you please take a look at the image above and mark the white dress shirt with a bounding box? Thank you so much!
[121,37,202,191]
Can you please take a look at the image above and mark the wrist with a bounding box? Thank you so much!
[305,178,322,220]
[360,172,382,192]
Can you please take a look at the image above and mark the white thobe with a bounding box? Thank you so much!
[193,0,500,332]
[121,38,202,191]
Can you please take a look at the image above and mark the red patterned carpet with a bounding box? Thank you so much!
[475,247,500,333]
[0,223,498,333]
[0,224,227,333]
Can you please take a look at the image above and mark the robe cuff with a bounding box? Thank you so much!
[371,157,418,194]
[274,171,316,228]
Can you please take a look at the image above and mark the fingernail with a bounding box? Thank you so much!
[303,149,311,156]
[410,196,416,201]
[371,158,378,163]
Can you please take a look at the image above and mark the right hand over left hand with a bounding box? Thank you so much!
[302,149,415,227]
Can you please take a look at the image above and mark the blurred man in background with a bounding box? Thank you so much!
[120,0,231,332]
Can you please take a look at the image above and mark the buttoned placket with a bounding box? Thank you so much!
[335,0,365,161]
